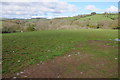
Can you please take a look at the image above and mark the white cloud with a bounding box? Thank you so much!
[62,0,119,2]
[1,0,119,2]
[85,5,101,11]
[85,5,118,13]
[106,6,118,13]
[1,0,59,2]
[1,1,78,18]
[31,16,45,18]
[47,15,69,19]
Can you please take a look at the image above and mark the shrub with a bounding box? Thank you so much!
[26,26,36,31]
[87,24,89,27]
[2,21,21,33]
[87,24,97,28]
[112,26,120,29]
[109,20,118,29]
[2,27,16,33]
[97,24,100,29]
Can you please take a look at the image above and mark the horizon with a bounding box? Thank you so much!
[0,12,118,20]
[0,1,119,19]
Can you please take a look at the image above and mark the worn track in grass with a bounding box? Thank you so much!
[9,40,118,78]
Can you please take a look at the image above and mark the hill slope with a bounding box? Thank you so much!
[1,13,119,33]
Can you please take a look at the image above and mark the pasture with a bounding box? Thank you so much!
[78,14,113,22]
[2,29,118,78]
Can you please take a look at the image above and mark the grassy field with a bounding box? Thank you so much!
[2,29,118,77]
[78,14,114,22]
[0,21,2,29]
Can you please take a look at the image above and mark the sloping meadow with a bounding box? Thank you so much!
[2,29,118,77]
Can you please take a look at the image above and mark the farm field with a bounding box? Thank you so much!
[78,14,113,22]
[2,29,118,78]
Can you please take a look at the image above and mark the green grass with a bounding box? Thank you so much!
[2,29,118,75]
[78,14,117,23]
[25,18,47,22]
[106,14,118,20]
[25,19,40,22]
[65,17,78,21]
[0,21,2,29]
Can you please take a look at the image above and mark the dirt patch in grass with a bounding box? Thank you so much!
[88,40,118,48]
[13,51,117,78]
[3,40,118,78]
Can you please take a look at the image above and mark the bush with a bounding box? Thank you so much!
[97,24,100,29]
[109,20,118,29]
[2,21,21,33]
[2,27,16,33]
[87,24,97,28]
[26,26,36,31]
[113,26,120,29]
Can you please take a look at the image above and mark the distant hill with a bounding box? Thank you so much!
[1,13,119,33]
[0,17,8,20]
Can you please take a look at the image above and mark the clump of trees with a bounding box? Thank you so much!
[91,12,96,15]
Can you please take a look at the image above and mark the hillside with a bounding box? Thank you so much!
[1,13,119,33]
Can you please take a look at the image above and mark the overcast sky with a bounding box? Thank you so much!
[0,0,119,19]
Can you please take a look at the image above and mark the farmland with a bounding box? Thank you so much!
[2,29,118,78]
[1,0,120,78]
[1,13,119,33]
